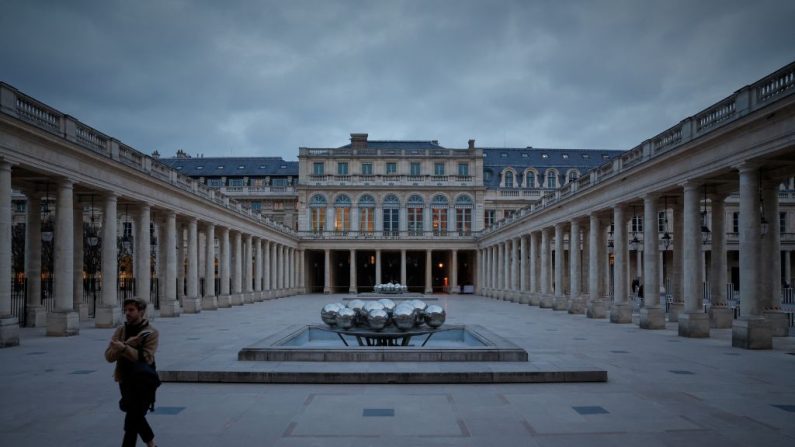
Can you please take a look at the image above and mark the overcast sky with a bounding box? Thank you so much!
[1,0,793,160]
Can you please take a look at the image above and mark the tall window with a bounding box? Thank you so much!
[361,163,373,175]
[250,201,262,212]
[228,178,244,187]
[309,195,327,233]
[434,163,445,176]
[780,212,787,234]
[383,194,400,236]
[504,171,514,188]
[485,209,496,228]
[337,162,348,175]
[546,171,557,188]
[334,195,351,233]
[431,195,448,236]
[458,163,469,176]
[732,212,739,233]
[525,172,535,188]
[407,194,424,236]
[313,162,324,175]
[455,195,473,235]
[567,170,579,183]
[358,194,375,233]
[386,162,397,175]
[658,211,667,232]
[632,215,643,233]
[410,162,421,176]
[207,178,222,188]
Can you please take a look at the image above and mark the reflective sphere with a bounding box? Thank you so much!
[393,304,416,331]
[335,307,356,329]
[321,303,343,326]
[377,299,396,315]
[363,301,385,314]
[367,309,389,330]
[410,300,428,326]
[423,304,446,328]
[347,299,367,326]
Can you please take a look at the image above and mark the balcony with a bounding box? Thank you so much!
[219,185,297,196]
[298,230,481,241]
[302,174,477,187]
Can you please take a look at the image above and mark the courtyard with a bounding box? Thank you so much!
[1,293,794,446]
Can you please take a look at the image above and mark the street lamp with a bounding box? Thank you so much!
[41,183,53,243]
[661,196,672,250]
[630,205,640,251]
[701,186,711,245]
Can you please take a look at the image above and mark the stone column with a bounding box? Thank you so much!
[640,195,665,329]
[708,194,731,327]
[202,223,217,310]
[400,249,407,286]
[475,248,482,295]
[509,239,518,301]
[262,240,271,299]
[553,223,567,310]
[785,251,792,289]
[610,206,632,322]
[569,219,586,314]
[540,228,553,308]
[230,231,242,305]
[485,246,491,294]
[0,162,19,346]
[762,181,788,336]
[135,204,151,310]
[253,238,262,300]
[216,227,231,308]
[503,241,511,299]
[349,249,357,293]
[529,232,539,305]
[73,201,87,320]
[495,242,503,298]
[160,212,181,316]
[734,165,771,348]
[635,249,642,285]
[270,242,277,296]
[177,223,184,302]
[375,249,382,285]
[586,214,606,319]
[47,179,79,336]
[519,236,528,303]
[451,249,458,294]
[323,249,331,294]
[582,222,590,295]
[679,183,709,337]
[424,249,433,294]
[25,190,46,327]
[668,199,684,321]
[183,219,201,313]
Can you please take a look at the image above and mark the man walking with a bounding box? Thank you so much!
[105,297,159,447]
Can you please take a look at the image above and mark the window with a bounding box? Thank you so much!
[434,163,445,176]
[386,162,397,175]
[217,165,224,170]
[455,195,473,235]
[504,171,514,188]
[407,195,424,236]
[14,201,25,213]
[484,170,493,182]
[334,195,352,232]
[525,172,535,188]
[541,153,549,159]
[123,222,133,238]
[632,216,643,233]
[410,162,421,176]
[732,212,739,233]
[485,209,496,228]
[238,165,245,169]
[196,166,203,170]
[313,162,324,176]
[781,212,787,234]
[500,153,508,158]
[431,195,448,236]
[567,170,579,183]
[309,195,326,233]
[337,162,348,175]
[272,178,287,186]
[658,211,667,233]
[458,163,469,176]
[207,178,222,188]
[383,194,400,236]
[228,178,244,187]
[582,153,590,159]
[521,153,528,158]
[361,163,373,175]
[547,173,557,188]
[273,201,284,210]
[250,201,262,212]
[504,210,515,219]
[358,195,375,233]
[562,154,569,159]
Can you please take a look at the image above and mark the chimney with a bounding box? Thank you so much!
[468,139,475,149]
[431,140,438,145]
[350,133,368,149]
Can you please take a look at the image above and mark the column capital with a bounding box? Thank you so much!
[679,180,702,191]
[733,160,763,173]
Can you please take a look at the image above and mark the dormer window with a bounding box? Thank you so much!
[521,153,528,158]
[196,166,203,170]
[500,153,508,158]
[582,154,590,159]
[238,165,245,169]
[562,154,568,159]
[217,165,224,169]
[259,165,267,169]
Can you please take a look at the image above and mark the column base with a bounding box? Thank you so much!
[182,297,202,313]
[25,306,48,327]
[553,296,569,311]
[539,294,554,308]
[0,317,20,347]
[323,288,332,294]
[216,295,232,308]
[517,293,529,305]
[77,303,92,321]
[762,310,790,337]
[586,299,607,319]
[667,302,684,323]
[95,305,122,327]
[230,294,244,306]
[639,306,666,329]
[678,312,710,338]
[46,311,80,337]
[201,295,218,310]
[708,306,734,329]
[609,303,633,323]
[527,293,540,306]
[732,317,772,349]
[567,297,586,314]
[159,301,182,318]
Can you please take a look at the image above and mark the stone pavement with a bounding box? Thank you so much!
[1,293,794,446]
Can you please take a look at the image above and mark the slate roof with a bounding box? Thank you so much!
[337,140,447,150]
[160,157,298,177]
[481,148,624,188]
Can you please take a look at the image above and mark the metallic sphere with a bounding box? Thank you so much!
[347,299,366,315]
[377,299,396,315]
[423,304,446,328]
[335,307,356,329]
[393,304,416,331]
[321,303,343,326]
[367,309,389,330]
[410,300,428,326]
[363,301,385,314]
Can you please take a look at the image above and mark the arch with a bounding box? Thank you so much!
[454,194,474,207]
[334,194,352,207]
[407,194,425,206]
[431,194,449,207]
[524,168,538,188]
[357,194,375,207]
[544,168,559,188]
[501,167,517,188]
[309,194,327,207]
[383,194,400,208]
[565,168,580,184]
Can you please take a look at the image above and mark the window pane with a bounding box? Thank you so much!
[313,163,324,175]
[337,162,348,175]
[434,163,445,175]
[361,163,372,175]
[386,163,397,174]
[432,209,447,235]
[408,207,423,235]
[458,163,469,176]
[410,162,421,176]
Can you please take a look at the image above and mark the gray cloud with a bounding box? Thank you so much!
[1,0,793,160]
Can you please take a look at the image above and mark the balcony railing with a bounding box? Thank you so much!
[298,230,481,240]
[219,185,297,195]
[301,173,477,186]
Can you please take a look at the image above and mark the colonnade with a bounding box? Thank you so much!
[0,161,303,346]
[480,167,788,349]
